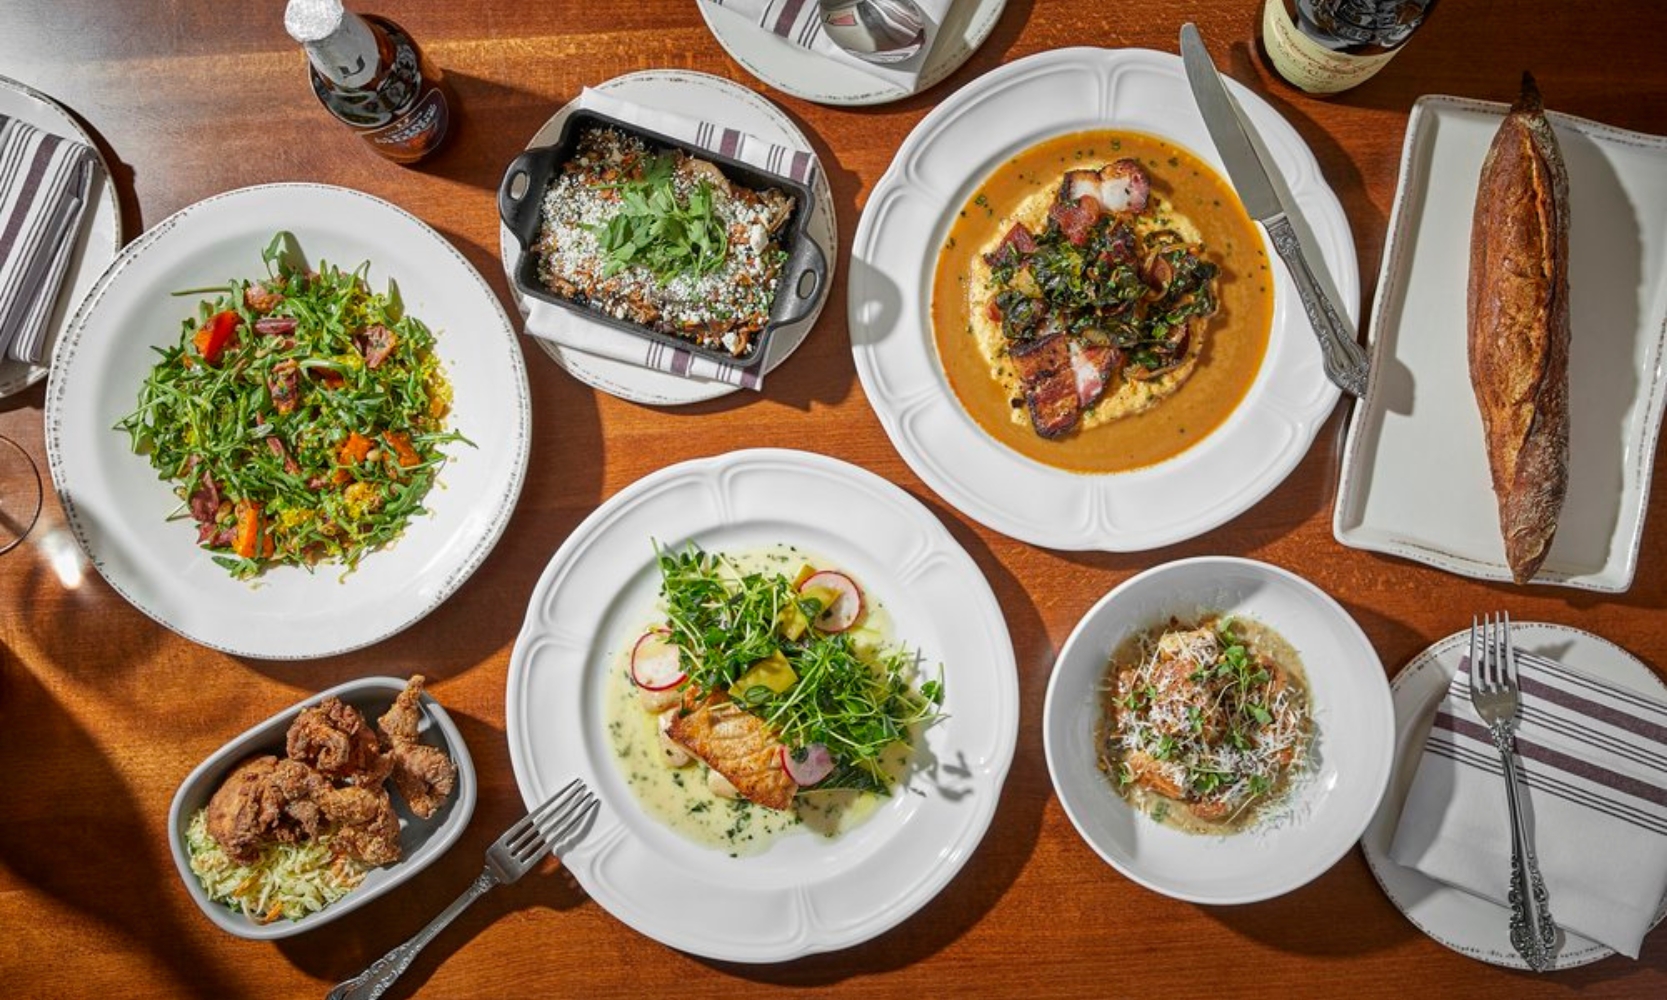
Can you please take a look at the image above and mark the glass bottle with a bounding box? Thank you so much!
[283,0,450,164]
[1260,0,1438,95]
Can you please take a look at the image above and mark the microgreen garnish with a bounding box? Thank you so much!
[590,154,730,280]
[654,543,943,796]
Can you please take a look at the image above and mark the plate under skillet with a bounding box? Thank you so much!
[496,69,837,407]
[1360,622,1667,969]
[504,448,1018,962]
[45,183,531,659]
[849,46,1356,551]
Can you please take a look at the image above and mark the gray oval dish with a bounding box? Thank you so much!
[167,676,476,939]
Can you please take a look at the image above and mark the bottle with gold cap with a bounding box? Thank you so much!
[283,0,449,164]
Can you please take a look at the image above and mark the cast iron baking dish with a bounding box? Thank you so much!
[498,109,825,375]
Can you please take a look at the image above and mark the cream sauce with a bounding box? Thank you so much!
[603,545,903,856]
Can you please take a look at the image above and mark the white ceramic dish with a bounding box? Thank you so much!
[1361,622,1667,969]
[504,448,1018,961]
[1334,96,1667,592]
[167,676,476,940]
[697,0,1006,107]
[849,47,1355,551]
[1043,557,1394,904]
[46,183,531,659]
[0,74,123,399]
[496,69,835,406]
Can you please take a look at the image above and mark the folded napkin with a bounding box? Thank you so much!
[699,0,950,92]
[518,87,822,391]
[1389,646,1667,959]
[0,112,99,364]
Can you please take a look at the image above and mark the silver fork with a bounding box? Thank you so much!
[1469,613,1557,971]
[326,779,598,1000]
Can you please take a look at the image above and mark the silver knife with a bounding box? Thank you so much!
[1179,23,1370,398]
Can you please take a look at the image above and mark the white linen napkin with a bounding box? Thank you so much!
[518,87,822,391]
[0,112,99,363]
[1389,646,1667,959]
[699,0,950,92]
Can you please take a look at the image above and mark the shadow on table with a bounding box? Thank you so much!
[273,707,593,997]
[0,647,240,997]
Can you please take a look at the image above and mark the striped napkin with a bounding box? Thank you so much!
[0,112,99,364]
[517,87,822,391]
[1389,646,1667,959]
[699,0,949,92]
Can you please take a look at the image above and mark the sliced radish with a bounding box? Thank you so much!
[630,628,686,691]
[799,570,863,633]
[780,744,835,786]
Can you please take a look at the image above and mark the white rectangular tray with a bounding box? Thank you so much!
[1334,95,1667,592]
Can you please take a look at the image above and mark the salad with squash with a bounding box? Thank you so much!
[118,232,464,579]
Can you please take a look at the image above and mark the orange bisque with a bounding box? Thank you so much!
[930,129,1274,474]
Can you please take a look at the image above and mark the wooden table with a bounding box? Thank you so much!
[2,1,1664,996]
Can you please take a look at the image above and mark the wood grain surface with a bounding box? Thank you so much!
[2,1,1665,997]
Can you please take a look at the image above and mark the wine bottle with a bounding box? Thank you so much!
[1261,0,1437,95]
[283,0,450,164]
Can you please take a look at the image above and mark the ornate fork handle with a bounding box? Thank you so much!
[1489,722,1557,971]
[326,872,500,1000]
[1264,213,1370,398]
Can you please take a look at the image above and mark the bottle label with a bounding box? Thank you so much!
[364,87,448,151]
[1263,0,1400,94]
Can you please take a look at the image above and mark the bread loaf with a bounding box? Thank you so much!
[1468,73,1570,584]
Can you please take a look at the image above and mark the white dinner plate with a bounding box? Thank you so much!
[496,69,836,406]
[1361,622,1667,969]
[46,184,531,659]
[0,74,123,399]
[697,0,1006,107]
[504,448,1018,962]
[849,47,1355,551]
[1334,96,1667,592]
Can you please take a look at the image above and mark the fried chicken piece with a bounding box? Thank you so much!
[205,756,288,865]
[316,784,403,866]
[286,697,390,785]
[376,676,458,820]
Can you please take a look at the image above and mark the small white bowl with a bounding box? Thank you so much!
[168,676,476,939]
[1043,557,1394,904]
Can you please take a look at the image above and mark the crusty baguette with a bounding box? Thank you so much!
[1468,72,1570,584]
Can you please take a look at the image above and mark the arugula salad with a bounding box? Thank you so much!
[117,232,464,579]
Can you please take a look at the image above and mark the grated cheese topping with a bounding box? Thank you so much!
[534,127,794,357]
[1100,617,1312,829]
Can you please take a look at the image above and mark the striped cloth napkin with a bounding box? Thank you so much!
[0,112,99,364]
[1389,647,1667,959]
[518,87,821,391]
[699,0,949,92]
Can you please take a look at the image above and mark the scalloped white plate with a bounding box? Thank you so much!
[46,184,531,659]
[849,47,1355,551]
[505,448,1017,961]
[1334,96,1667,592]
